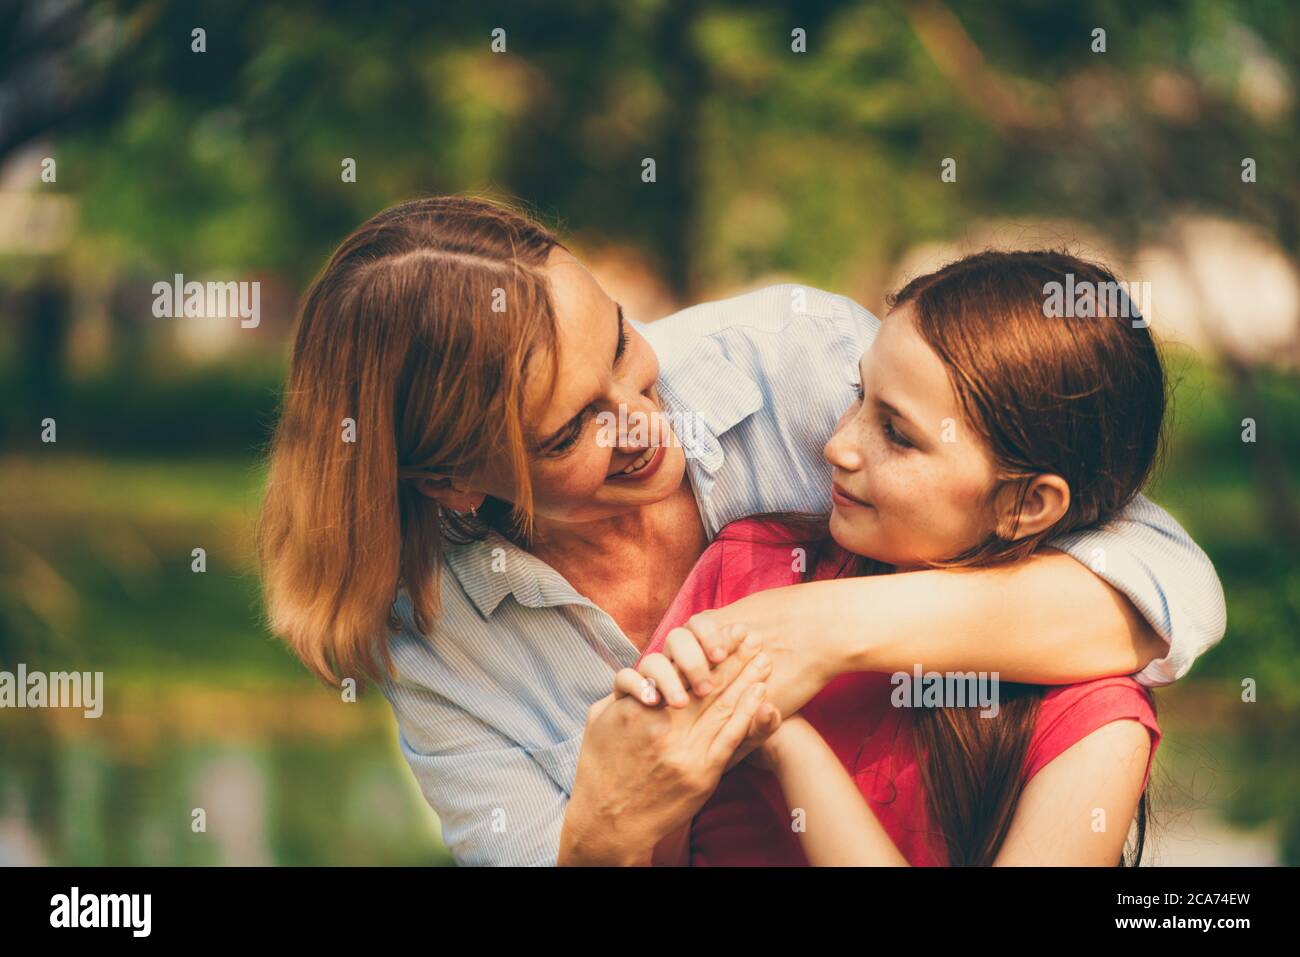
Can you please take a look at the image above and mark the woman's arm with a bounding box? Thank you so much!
[759,717,907,866]
[686,548,1167,722]
[649,287,1223,693]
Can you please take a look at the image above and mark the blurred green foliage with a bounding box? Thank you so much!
[2,0,1297,865]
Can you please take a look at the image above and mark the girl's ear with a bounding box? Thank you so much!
[414,476,486,512]
[997,474,1071,541]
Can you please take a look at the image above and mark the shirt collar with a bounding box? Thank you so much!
[645,328,763,474]
[444,531,587,619]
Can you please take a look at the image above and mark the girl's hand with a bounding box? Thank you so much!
[748,714,812,772]
[669,596,848,722]
[626,622,756,706]
[616,624,782,766]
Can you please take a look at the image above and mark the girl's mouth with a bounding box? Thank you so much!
[608,444,666,482]
[832,482,873,508]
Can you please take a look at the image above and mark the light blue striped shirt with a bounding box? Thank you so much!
[381,284,1226,866]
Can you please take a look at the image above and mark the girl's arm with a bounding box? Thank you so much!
[759,717,907,866]
[761,716,1151,867]
[993,718,1151,865]
[685,548,1168,722]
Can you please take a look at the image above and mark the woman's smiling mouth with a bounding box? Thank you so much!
[608,444,666,482]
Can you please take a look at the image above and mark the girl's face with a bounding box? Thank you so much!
[469,246,688,525]
[824,304,1001,568]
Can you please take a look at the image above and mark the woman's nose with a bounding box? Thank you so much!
[610,390,660,451]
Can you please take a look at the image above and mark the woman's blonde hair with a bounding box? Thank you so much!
[258,196,561,686]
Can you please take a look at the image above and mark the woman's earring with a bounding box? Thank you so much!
[466,504,478,519]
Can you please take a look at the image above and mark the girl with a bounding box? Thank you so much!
[632,250,1167,866]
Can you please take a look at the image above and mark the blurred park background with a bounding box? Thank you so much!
[1,0,1297,866]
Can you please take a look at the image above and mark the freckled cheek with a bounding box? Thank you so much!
[871,473,921,525]
[530,446,613,507]
[872,457,961,543]
[857,437,917,506]
[851,428,891,478]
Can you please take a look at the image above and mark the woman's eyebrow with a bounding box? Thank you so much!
[537,405,587,452]
[613,303,627,363]
[535,303,625,451]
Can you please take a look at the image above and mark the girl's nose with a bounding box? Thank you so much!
[824,421,865,471]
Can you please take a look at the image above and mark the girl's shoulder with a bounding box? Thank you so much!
[639,518,833,662]
[714,515,825,546]
[1025,675,1161,790]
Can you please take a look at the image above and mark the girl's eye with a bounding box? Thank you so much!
[883,419,914,449]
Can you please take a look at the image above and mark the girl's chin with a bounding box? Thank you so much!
[828,509,882,560]
[828,509,924,568]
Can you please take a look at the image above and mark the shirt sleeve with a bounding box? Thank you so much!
[644,284,879,531]
[383,676,576,866]
[1047,493,1227,686]
[1025,678,1161,793]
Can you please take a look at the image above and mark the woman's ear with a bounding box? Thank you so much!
[414,476,486,512]
[997,474,1071,541]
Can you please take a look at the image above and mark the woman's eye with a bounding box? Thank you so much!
[853,381,864,401]
[548,427,582,455]
[545,415,589,457]
[883,419,914,449]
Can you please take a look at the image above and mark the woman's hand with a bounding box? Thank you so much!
[674,597,847,722]
[619,623,783,769]
[558,636,775,866]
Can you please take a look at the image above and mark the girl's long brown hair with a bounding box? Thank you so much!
[770,250,1163,865]
[896,250,1165,866]
[258,197,561,686]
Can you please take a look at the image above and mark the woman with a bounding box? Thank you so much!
[633,251,1166,866]
[258,196,1224,865]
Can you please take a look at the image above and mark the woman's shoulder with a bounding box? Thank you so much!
[1025,675,1161,786]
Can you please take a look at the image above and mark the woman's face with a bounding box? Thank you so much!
[824,304,1000,568]
[474,246,688,525]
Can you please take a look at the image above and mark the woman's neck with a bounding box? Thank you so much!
[531,482,696,565]
[528,479,708,647]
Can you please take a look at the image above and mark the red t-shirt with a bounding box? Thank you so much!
[638,518,1161,866]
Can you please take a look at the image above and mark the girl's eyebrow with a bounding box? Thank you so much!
[876,396,923,433]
